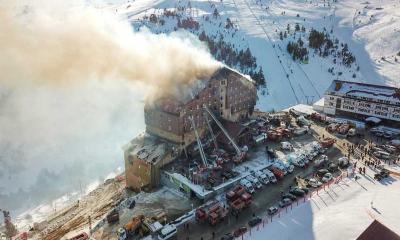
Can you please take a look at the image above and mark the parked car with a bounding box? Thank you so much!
[321,173,333,183]
[240,179,255,194]
[308,178,322,188]
[262,169,277,183]
[314,155,328,168]
[381,145,397,153]
[220,233,234,240]
[282,193,297,201]
[279,198,292,208]
[289,187,305,197]
[248,217,262,227]
[246,175,263,189]
[316,169,330,177]
[328,163,338,172]
[273,163,288,175]
[233,227,247,237]
[267,206,279,216]
[374,151,390,159]
[300,187,310,194]
[126,198,136,209]
[254,171,269,185]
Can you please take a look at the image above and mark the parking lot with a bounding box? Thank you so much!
[177,126,346,240]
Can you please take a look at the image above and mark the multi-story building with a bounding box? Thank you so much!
[124,66,257,191]
[144,66,257,146]
[323,80,400,126]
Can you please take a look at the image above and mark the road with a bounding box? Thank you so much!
[176,130,344,240]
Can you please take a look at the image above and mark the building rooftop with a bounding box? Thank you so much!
[123,133,178,164]
[357,220,400,240]
[148,66,255,115]
[326,80,400,104]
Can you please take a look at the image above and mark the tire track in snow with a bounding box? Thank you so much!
[229,0,302,104]
[250,0,322,99]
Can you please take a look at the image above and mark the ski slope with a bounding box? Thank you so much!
[100,0,399,111]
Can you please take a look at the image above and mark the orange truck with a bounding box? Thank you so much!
[226,186,252,215]
[195,202,228,226]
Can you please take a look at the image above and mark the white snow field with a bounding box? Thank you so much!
[100,0,400,110]
[243,168,400,240]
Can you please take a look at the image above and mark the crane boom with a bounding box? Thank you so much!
[204,114,218,150]
[203,106,241,156]
[188,116,208,167]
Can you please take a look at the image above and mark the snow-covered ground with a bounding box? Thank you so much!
[245,167,400,240]
[100,0,399,110]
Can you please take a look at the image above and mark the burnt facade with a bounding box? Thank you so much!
[144,67,257,146]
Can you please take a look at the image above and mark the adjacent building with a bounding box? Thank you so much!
[323,80,400,126]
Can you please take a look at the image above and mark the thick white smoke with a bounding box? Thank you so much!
[0,0,220,214]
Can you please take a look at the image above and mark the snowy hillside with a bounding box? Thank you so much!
[96,0,399,111]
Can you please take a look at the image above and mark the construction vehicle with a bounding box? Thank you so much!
[226,185,252,215]
[204,107,247,164]
[195,202,228,226]
[117,215,144,240]
[320,138,336,148]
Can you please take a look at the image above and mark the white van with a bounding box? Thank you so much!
[246,175,262,189]
[262,169,277,183]
[240,179,255,194]
[254,171,269,185]
[158,224,177,240]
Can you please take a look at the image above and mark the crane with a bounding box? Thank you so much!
[204,113,218,151]
[188,116,209,168]
[203,106,247,163]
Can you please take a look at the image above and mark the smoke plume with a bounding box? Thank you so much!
[0,0,220,214]
[0,1,220,92]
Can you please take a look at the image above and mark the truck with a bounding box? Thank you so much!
[158,224,177,240]
[320,138,336,148]
[118,215,144,240]
[269,166,285,179]
[196,202,228,226]
[226,185,252,215]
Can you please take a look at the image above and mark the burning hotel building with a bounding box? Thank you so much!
[124,66,257,193]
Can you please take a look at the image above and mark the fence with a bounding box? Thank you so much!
[236,172,345,240]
